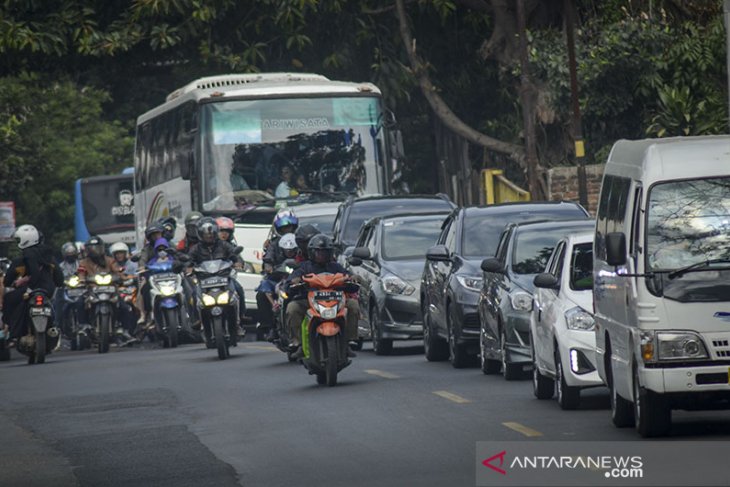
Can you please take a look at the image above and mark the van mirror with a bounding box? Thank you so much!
[351,247,371,260]
[606,233,627,266]
[481,258,504,274]
[533,273,559,290]
[348,256,363,267]
[426,245,450,262]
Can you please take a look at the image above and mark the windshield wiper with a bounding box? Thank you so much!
[667,258,730,280]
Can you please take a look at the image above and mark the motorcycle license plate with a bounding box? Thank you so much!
[95,286,116,293]
[314,291,340,301]
[67,288,85,298]
[30,307,52,316]
[201,277,227,288]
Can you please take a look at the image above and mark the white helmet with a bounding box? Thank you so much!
[278,233,297,251]
[109,242,129,255]
[14,224,40,249]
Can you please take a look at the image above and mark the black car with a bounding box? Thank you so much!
[331,194,456,260]
[478,219,594,379]
[349,212,450,355]
[421,201,590,368]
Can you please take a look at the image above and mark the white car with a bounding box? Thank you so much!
[530,231,603,409]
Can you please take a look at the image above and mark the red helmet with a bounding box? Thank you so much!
[216,217,234,231]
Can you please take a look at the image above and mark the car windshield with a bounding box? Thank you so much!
[381,217,446,261]
[570,243,593,291]
[200,96,386,211]
[646,177,730,272]
[342,199,452,246]
[512,223,593,275]
[299,213,337,235]
[462,207,588,258]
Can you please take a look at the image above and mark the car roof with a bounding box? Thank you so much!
[290,202,342,217]
[462,200,588,217]
[370,211,452,224]
[347,193,456,207]
[512,219,594,233]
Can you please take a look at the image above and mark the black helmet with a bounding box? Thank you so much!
[61,241,78,258]
[184,211,203,238]
[307,234,334,264]
[85,235,105,258]
[295,224,321,252]
[196,216,218,244]
[157,216,177,241]
[145,223,164,243]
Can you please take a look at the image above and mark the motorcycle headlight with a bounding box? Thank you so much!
[382,275,415,296]
[159,284,176,296]
[509,291,533,312]
[565,307,594,331]
[315,303,338,319]
[94,274,113,285]
[456,275,483,292]
[216,291,230,305]
[201,294,216,307]
[67,276,80,288]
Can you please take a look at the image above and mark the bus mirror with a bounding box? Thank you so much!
[181,152,194,180]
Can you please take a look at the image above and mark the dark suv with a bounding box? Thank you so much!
[331,194,456,259]
[349,212,450,355]
[420,202,590,368]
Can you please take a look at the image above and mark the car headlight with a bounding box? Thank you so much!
[456,275,482,292]
[216,291,230,305]
[382,275,415,296]
[94,274,113,285]
[201,294,216,306]
[159,284,176,297]
[509,291,533,312]
[639,331,709,363]
[565,307,594,331]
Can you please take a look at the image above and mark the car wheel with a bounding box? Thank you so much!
[500,327,521,380]
[555,349,580,409]
[531,342,553,399]
[423,308,448,362]
[633,364,671,437]
[370,304,392,356]
[480,326,500,374]
[447,304,468,369]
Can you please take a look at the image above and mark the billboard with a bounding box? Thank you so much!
[0,202,15,241]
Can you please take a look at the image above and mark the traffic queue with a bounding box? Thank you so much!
[1,135,729,438]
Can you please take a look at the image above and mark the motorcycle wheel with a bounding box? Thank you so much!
[164,308,179,349]
[213,316,228,360]
[325,335,339,387]
[34,331,46,365]
[98,314,110,354]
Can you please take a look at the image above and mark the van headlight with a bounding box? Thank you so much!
[382,275,415,296]
[640,331,709,362]
[509,291,532,312]
[565,307,594,331]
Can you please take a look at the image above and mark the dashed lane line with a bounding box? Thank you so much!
[243,345,278,352]
[502,421,544,437]
[432,390,471,404]
[364,369,401,379]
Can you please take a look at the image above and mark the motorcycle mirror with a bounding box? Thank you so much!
[233,246,244,255]
[284,258,299,269]
[130,254,140,263]
[177,254,191,262]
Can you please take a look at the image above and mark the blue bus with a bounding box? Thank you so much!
[74,168,136,246]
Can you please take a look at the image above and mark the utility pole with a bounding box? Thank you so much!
[516,0,542,200]
[564,0,588,208]
[725,0,730,131]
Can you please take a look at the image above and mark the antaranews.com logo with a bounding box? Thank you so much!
[482,450,644,479]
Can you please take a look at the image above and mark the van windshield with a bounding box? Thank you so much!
[646,177,730,272]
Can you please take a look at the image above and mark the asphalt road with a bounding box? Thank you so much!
[2,339,730,487]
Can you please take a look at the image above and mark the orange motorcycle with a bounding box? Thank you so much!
[296,273,358,386]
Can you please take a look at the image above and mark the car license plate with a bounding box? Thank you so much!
[95,286,116,293]
[202,277,227,288]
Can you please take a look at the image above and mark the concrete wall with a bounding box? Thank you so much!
[547,164,605,216]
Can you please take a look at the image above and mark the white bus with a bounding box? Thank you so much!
[133,73,401,313]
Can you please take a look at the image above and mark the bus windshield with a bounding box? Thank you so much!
[200,96,386,211]
[76,175,136,244]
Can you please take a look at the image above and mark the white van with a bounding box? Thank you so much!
[593,135,730,437]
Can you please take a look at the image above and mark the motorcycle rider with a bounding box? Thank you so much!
[262,208,298,261]
[216,216,247,321]
[189,217,246,331]
[54,242,81,331]
[158,216,177,246]
[177,211,203,253]
[136,223,165,326]
[294,224,320,264]
[258,233,300,341]
[110,242,138,277]
[284,234,358,359]
[2,225,64,340]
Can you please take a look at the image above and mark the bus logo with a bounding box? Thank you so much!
[112,190,135,216]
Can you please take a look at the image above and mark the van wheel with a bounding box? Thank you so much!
[633,365,671,437]
[609,360,634,428]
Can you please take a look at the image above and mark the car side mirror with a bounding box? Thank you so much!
[533,273,560,290]
[426,245,450,262]
[352,247,371,260]
[606,233,627,266]
[348,257,363,267]
[480,258,504,274]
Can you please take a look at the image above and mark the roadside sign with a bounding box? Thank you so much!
[0,202,16,241]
